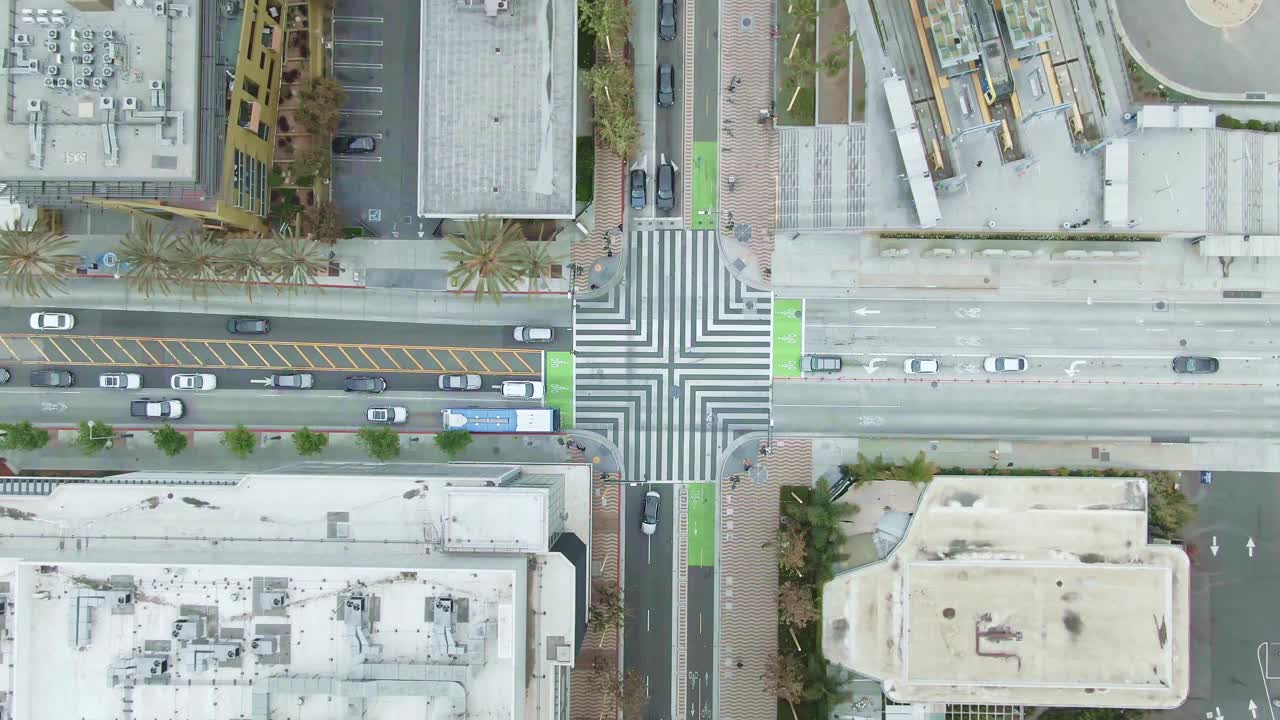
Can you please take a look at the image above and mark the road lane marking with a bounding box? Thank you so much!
[333,39,384,46]
[470,351,491,373]
[334,15,384,22]
[246,343,271,367]
[340,109,383,116]
[334,62,384,69]
[774,403,902,408]
[222,343,248,366]
[356,347,377,367]
[136,341,161,365]
[809,323,936,330]
[342,85,384,93]
[647,609,651,631]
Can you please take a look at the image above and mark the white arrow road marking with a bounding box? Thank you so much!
[250,378,274,386]
[1247,537,1256,558]
[865,358,885,375]
[853,307,880,316]
[1064,360,1087,377]
[1211,536,1219,556]
[1249,700,1257,719]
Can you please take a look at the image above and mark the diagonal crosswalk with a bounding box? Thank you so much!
[574,229,772,483]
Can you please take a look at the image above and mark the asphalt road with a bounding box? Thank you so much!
[624,482,675,720]
[775,297,1280,439]
[653,0,685,218]
[1178,472,1280,720]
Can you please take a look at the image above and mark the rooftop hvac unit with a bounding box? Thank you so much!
[27,99,42,112]
[92,77,105,89]
[14,33,31,45]
[56,77,68,88]
[149,80,164,91]
[249,636,276,655]
[81,42,93,53]
[45,64,57,75]
[42,77,54,88]
[81,55,94,66]
[102,28,113,40]
[145,657,168,676]
[73,77,85,88]
[81,65,93,76]
[154,2,167,16]
[344,596,366,612]
[81,29,94,40]
[46,29,58,40]
[44,41,57,53]
[121,96,138,110]
[101,66,113,77]
[26,59,39,71]
[497,0,509,9]
[19,13,33,24]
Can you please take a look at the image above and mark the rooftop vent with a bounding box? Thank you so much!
[46,29,58,40]
[249,636,276,655]
[81,29,94,40]
[102,28,114,40]
[14,33,31,45]
[26,99,42,112]
[149,80,164,91]
[154,2,167,16]
[121,96,138,110]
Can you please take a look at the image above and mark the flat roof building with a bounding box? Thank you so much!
[884,76,941,228]
[923,0,979,68]
[0,0,287,231]
[1001,0,1055,49]
[823,475,1190,709]
[0,462,592,720]
[417,0,577,219]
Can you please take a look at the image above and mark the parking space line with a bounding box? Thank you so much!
[343,86,383,93]
[202,342,228,366]
[334,15,384,22]
[333,39,383,46]
[334,62,384,69]
[340,109,383,116]
[335,156,383,163]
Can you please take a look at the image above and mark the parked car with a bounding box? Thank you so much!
[1172,356,1219,374]
[99,372,143,390]
[656,162,675,211]
[513,326,554,343]
[629,168,647,210]
[30,369,74,387]
[345,376,387,393]
[332,135,376,154]
[438,374,482,391]
[130,398,184,419]
[983,355,1028,373]
[641,490,661,535]
[268,373,314,389]
[657,63,675,107]
[1200,471,1213,485]
[29,311,74,331]
[501,380,545,400]
[903,358,940,375]
[658,0,677,40]
[800,354,841,373]
[0,368,9,385]
[367,406,408,425]
[170,373,217,391]
[227,317,270,334]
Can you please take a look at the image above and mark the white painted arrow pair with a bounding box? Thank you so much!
[1208,536,1255,557]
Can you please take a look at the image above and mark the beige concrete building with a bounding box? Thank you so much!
[822,475,1190,709]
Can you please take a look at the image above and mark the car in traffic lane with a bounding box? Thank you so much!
[903,358,939,374]
[345,376,387,393]
[227,317,271,334]
[501,380,545,400]
[656,162,675,211]
[629,168,647,209]
[1172,356,1219,374]
[513,326,554,343]
[31,369,74,387]
[268,373,314,389]
[29,311,74,331]
[171,373,217,391]
[439,374,482,391]
[657,64,675,107]
[99,372,142,390]
[801,354,841,373]
[367,406,408,425]
[130,398,184,419]
[983,355,1028,373]
[658,0,677,40]
[641,490,661,534]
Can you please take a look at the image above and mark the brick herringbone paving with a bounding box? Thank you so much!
[719,439,812,720]
[721,0,780,278]
[573,143,625,292]
[571,473,623,720]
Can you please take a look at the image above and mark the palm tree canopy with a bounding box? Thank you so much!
[0,229,79,299]
[516,241,564,290]
[266,232,328,288]
[445,217,525,302]
[170,230,225,297]
[118,221,176,297]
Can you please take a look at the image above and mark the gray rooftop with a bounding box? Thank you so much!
[1001,0,1055,48]
[923,0,979,68]
[417,0,576,218]
[0,0,200,183]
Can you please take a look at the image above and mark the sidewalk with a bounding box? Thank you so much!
[770,233,1280,300]
[4,234,572,326]
[571,140,627,299]
[2,426,625,475]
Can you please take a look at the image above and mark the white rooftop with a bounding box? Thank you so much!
[1137,104,1215,130]
[884,76,941,229]
[445,486,550,553]
[1103,140,1129,228]
[0,0,200,182]
[416,0,576,218]
[823,475,1190,709]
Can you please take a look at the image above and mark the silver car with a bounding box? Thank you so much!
[800,354,842,373]
[438,374,482,391]
[268,373,314,389]
[983,355,1028,373]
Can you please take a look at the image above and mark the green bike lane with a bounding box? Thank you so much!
[545,351,574,428]
[692,0,720,231]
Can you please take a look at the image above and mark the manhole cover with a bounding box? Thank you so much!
[367,209,382,222]
[745,300,755,310]
[1154,300,1168,311]
[740,15,754,31]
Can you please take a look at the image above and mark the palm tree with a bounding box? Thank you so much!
[516,241,563,291]
[783,478,855,581]
[218,239,273,297]
[265,231,328,290]
[444,217,525,302]
[0,228,79,298]
[839,452,891,487]
[118,220,177,297]
[169,230,225,298]
[885,451,938,485]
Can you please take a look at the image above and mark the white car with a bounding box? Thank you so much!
[501,380,545,400]
[640,490,661,535]
[513,326,554,343]
[983,355,1028,373]
[130,398,184,419]
[170,373,217,391]
[367,406,408,424]
[98,372,142,390]
[903,358,939,375]
[29,311,74,331]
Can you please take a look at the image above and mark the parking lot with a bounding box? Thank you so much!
[331,1,423,237]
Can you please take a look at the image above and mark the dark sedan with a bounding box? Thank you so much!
[629,168,647,210]
[656,162,675,211]
[30,369,74,387]
[1172,356,1219,374]
[659,0,677,40]
[227,317,270,334]
[657,63,675,107]
[345,376,387,393]
[332,135,377,154]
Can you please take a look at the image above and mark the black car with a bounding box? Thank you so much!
[332,135,376,154]
[629,168,647,210]
[659,0,677,40]
[657,63,675,107]
[656,162,675,211]
[30,369,74,387]
[344,375,387,393]
[227,317,270,334]
[1172,356,1219,374]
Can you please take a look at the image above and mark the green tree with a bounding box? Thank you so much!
[291,427,329,456]
[884,451,937,484]
[1040,709,1146,720]
[801,655,852,720]
[170,230,225,297]
[296,77,348,135]
[291,142,332,180]
[783,479,855,582]
[516,241,563,291]
[1147,472,1197,538]
[0,421,49,450]
[150,424,188,457]
[266,231,328,288]
[578,0,632,55]
[356,426,401,461]
[820,47,849,77]
[221,424,257,459]
[778,581,819,629]
[445,217,526,302]
[587,582,627,634]
[76,420,114,455]
[838,452,890,486]
[0,228,79,298]
[299,201,344,242]
[434,429,474,459]
[118,220,177,297]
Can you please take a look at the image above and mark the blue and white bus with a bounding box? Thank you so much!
[441,407,560,434]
